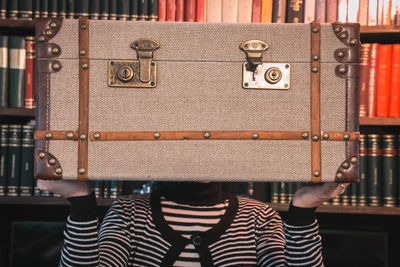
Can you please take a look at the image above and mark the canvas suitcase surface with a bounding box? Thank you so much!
[34,18,360,183]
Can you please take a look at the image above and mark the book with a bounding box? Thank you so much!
[287,182,295,203]
[222,0,238,22]
[286,0,304,23]
[8,36,26,109]
[368,43,379,117]
[94,180,103,198]
[337,0,347,22]
[66,0,75,18]
[0,0,6,18]
[117,0,129,20]
[206,0,222,22]
[110,180,119,198]
[166,0,175,21]
[326,0,337,23]
[270,182,279,203]
[75,0,89,18]
[389,44,400,117]
[0,35,8,108]
[129,0,138,20]
[175,0,184,21]
[237,0,252,23]
[359,134,368,206]
[109,0,117,20]
[315,0,326,22]
[367,134,382,206]
[260,0,272,23]
[360,44,371,118]
[377,0,383,24]
[90,0,100,19]
[196,0,205,22]
[25,36,34,110]
[148,0,158,21]
[359,0,369,25]
[40,0,48,17]
[100,0,109,19]
[0,125,7,196]
[158,0,166,20]
[347,0,360,22]
[103,180,110,198]
[304,0,315,23]
[279,182,287,204]
[19,125,34,197]
[184,0,196,22]
[253,0,262,23]
[376,44,392,117]
[382,135,396,207]
[8,0,18,19]
[18,0,33,19]
[6,125,21,196]
[341,185,350,206]
[368,0,378,25]
[382,0,392,25]
[58,0,67,18]
[48,0,58,18]
[138,0,148,20]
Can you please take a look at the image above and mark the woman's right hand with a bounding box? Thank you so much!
[37,179,91,198]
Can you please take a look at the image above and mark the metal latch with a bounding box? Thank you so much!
[240,40,291,90]
[108,38,159,88]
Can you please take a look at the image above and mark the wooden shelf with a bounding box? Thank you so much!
[0,108,35,117]
[361,25,400,34]
[0,19,36,29]
[269,203,400,216]
[0,196,115,206]
[360,117,400,126]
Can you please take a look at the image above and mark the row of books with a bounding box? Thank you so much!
[0,35,34,109]
[359,43,400,118]
[91,180,124,198]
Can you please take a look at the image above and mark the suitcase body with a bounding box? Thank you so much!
[34,18,360,182]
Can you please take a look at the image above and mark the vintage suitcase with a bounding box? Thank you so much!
[34,18,360,183]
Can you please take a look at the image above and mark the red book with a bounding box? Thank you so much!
[368,44,379,117]
[196,0,205,22]
[158,0,167,21]
[166,0,176,21]
[185,0,196,21]
[359,44,371,118]
[25,36,34,109]
[252,0,262,23]
[376,44,392,117]
[389,44,400,117]
[326,0,338,23]
[176,0,184,21]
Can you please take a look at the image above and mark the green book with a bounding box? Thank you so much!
[0,35,8,108]
[137,0,147,21]
[270,182,279,203]
[94,180,104,198]
[147,0,157,21]
[0,125,8,196]
[109,0,117,20]
[74,0,88,18]
[367,134,382,207]
[8,36,25,108]
[103,180,110,198]
[0,0,6,19]
[110,180,118,198]
[6,125,21,196]
[34,179,40,196]
[7,0,18,19]
[279,182,287,204]
[66,0,74,18]
[19,125,34,196]
[359,134,368,206]
[117,0,129,20]
[89,0,100,19]
[129,0,137,20]
[33,0,40,18]
[40,0,48,17]
[99,0,108,19]
[341,186,350,206]
[48,0,58,17]
[58,0,67,17]
[287,182,295,203]
[18,0,33,19]
[350,180,358,206]
[382,135,397,207]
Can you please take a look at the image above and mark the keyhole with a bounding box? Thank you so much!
[117,66,134,82]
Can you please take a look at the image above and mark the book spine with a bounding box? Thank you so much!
[253,0,261,23]
[337,0,347,22]
[40,0,48,17]
[260,0,272,23]
[347,0,360,22]
[8,36,26,109]
[158,0,166,20]
[376,44,392,117]
[100,0,109,19]
[279,182,287,204]
[25,36,34,110]
[109,0,117,19]
[382,135,397,207]
[8,0,18,19]
[359,134,368,206]
[326,0,338,23]
[19,125,34,196]
[175,0,184,21]
[315,0,326,22]
[368,0,378,25]
[94,180,103,198]
[0,35,8,108]
[0,125,7,196]
[359,0,369,25]
[359,43,371,118]
[304,0,315,23]
[237,0,252,23]
[48,0,58,18]
[389,44,400,117]
[129,0,138,20]
[66,0,75,18]
[377,0,383,25]
[184,0,195,21]
[0,0,6,19]
[332,196,341,205]
[287,182,295,203]
[392,0,400,22]
[368,43,379,117]
[382,0,392,25]
[148,0,158,21]
[110,180,118,198]
[117,0,129,20]
[138,0,148,20]
[34,179,40,196]
[367,134,382,206]
[103,180,110,198]
[6,125,21,196]
[166,0,175,21]
[222,0,238,22]
[58,0,67,17]
[270,182,279,203]
[206,0,221,22]
[196,0,205,22]
[90,0,100,19]
[75,0,89,18]
[286,0,304,23]
[18,0,33,19]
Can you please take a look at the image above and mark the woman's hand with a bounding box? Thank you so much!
[292,182,349,208]
[37,179,91,198]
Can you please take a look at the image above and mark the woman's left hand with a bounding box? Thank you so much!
[292,182,349,208]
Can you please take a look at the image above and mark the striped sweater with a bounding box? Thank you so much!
[61,191,323,266]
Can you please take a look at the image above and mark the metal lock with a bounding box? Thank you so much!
[108,39,159,88]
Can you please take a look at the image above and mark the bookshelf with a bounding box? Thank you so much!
[0,107,35,117]
[360,117,400,126]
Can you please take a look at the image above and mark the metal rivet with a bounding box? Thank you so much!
[80,23,87,30]
[45,133,52,139]
[312,135,320,142]
[81,63,88,69]
[151,81,155,86]
[52,47,59,54]
[79,49,86,56]
[203,132,211,139]
[78,168,85,175]
[49,158,56,166]
[350,39,358,46]
[322,133,330,140]
[342,162,350,169]
[55,168,62,175]
[93,133,101,139]
[39,152,46,159]
[79,134,86,140]
[312,67,318,73]
[336,172,343,179]
[350,157,358,164]
[39,35,46,42]
[285,64,290,69]
[66,132,74,139]
[45,29,53,36]
[244,44,248,49]
[52,63,61,71]
[154,132,161,139]
[244,82,249,87]
[338,67,346,74]
[312,27,319,33]
[301,132,309,139]
[343,134,350,141]
[252,133,259,140]
[313,171,320,177]
[334,26,342,33]
[49,21,57,28]
[340,32,347,39]
[337,51,344,58]
[312,54,319,61]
